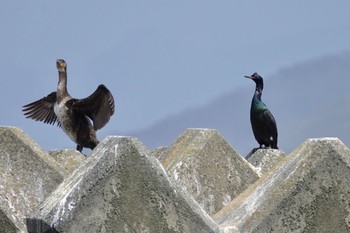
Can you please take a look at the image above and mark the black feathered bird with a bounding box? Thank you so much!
[23,59,115,152]
[245,72,278,149]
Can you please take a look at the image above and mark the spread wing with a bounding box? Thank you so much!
[73,84,115,130]
[22,92,61,127]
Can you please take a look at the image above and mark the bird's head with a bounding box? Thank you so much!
[56,59,67,72]
[245,72,262,81]
[245,72,264,90]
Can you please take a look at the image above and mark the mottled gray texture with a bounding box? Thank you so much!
[49,149,85,176]
[0,209,18,233]
[4,126,350,233]
[27,136,221,233]
[0,127,65,233]
[156,128,260,216]
[214,138,350,233]
[246,148,286,174]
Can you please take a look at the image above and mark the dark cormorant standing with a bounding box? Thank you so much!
[23,59,115,152]
[245,72,278,149]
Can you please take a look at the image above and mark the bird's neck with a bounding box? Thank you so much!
[57,70,69,101]
[254,85,263,101]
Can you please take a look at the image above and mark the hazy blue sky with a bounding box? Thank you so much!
[1,1,350,151]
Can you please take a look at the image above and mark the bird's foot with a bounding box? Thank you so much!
[76,145,83,152]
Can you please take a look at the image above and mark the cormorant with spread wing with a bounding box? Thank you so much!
[23,59,115,152]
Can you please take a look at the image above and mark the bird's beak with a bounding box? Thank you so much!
[244,75,254,79]
[56,59,66,71]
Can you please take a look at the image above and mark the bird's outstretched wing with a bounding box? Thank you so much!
[22,92,61,127]
[73,84,115,130]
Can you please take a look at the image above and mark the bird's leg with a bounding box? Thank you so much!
[76,144,83,152]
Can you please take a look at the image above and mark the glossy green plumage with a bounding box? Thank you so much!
[246,73,278,149]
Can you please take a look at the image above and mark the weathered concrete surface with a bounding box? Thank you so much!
[214,138,350,233]
[27,136,221,233]
[246,148,286,174]
[0,209,18,233]
[0,126,65,233]
[49,149,85,176]
[156,128,260,216]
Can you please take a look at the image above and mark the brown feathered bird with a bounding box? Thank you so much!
[23,59,115,152]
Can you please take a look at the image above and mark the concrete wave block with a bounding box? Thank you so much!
[246,148,286,174]
[0,126,65,233]
[214,138,350,233]
[49,150,86,176]
[156,128,260,215]
[27,136,221,233]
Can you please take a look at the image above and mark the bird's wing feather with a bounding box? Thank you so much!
[73,85,115,130]
[22,92,61,127]
[262,108,278,139]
